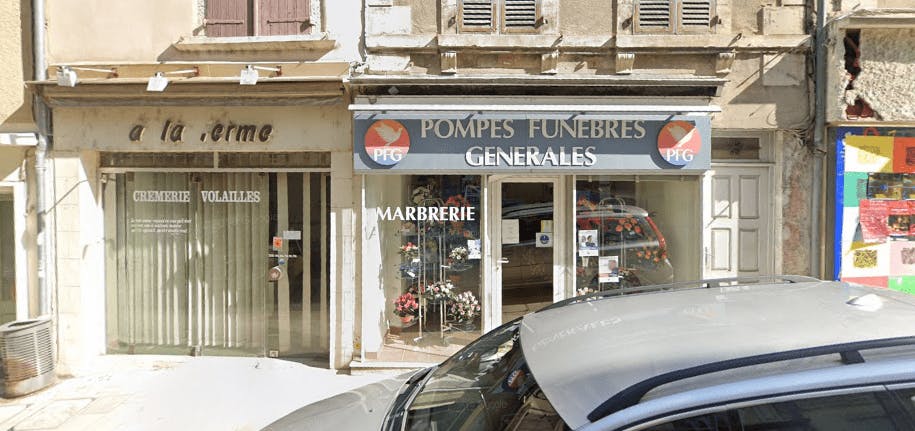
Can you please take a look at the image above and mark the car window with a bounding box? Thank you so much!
[890,387,915,424]
[643,391,910,431]
[403,319,563,430]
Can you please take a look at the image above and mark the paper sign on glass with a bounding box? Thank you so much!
[578,229,598,257]
[283,230,302,240]
[535,232,553,248]
[502,219,520,244]
[468,239,481,260]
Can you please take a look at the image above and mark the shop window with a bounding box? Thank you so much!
[634,0,716,34]
[362,175,483,363]
[575,176,699,294]
[205,0,314,37]
[0,192,14,325]
[104,172,331,358]
[459,0,542,34]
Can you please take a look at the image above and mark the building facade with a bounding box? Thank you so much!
[352,0,816,367]
[31,0,362,372]
[827,1,915,291]
[26,0,823,373]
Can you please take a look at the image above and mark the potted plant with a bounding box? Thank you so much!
[449,246,469,264]
[399,242,419,261]
[392,292,419,324]
[448,291,481,329]
[422,281,454,303]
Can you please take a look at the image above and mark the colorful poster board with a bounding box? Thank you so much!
[835,127,915,294]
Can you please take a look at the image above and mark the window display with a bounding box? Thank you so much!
[363,175,483,362]
[575,177,697,293]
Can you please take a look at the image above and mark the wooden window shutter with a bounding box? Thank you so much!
[503,0,539,33]
[635,0,673,34]
[205,0,250,37]
[460,0,495,33]
[258,0,312,36]
[678,0,713,33]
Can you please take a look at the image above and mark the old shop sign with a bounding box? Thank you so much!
[353,114,712,172]
[128,120,274,144]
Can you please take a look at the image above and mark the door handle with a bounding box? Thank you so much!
[498,258,509,264]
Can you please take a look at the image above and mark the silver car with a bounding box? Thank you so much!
[264,276,915,430]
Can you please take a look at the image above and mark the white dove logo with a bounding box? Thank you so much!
[374,122,404,146]
[658,121,700,166]
[365,120,410,166]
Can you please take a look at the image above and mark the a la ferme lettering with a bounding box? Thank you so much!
[129,120,274,144]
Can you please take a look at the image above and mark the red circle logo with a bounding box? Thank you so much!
[657,121,701,166]
[365,120,410,166]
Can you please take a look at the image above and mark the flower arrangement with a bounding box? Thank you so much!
[612,217,643,235]
[635,246,668,266]
[399,242,419,260]
[576,196,601,230]
[449,246,469,263]
[448,291,481,323]
[393,292,420,317]
[576,287,597,296]
[422,281,454,302]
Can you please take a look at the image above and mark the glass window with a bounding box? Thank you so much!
[890,387,915,424]
[105,172,331,358]
[645,391,911,431]
[362,175,483,363]
[575,176,699,294]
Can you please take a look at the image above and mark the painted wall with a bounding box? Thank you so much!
[46,0,363,64]
[846,29,915,121]
[0,0,33,131]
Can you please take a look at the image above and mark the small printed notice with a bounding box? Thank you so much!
[129,218,189,235]
[468,239,482,260]
[535,232,553,248]
[283,230,302,240]
[502,219,520,244]
[272,236,284,250]
[599,256,620,283]
[578,229,598,257]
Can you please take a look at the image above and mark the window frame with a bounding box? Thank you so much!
[458,0,542,34]
[633,0,716,35]
[203,0,320,38]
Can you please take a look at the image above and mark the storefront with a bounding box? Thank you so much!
[46,100,354,368]
[833,126,915,292]
[353,99,715,364]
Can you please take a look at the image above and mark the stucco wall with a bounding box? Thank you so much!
[0,0,33,131]
[47,0,362,64]
[847,28,915,121]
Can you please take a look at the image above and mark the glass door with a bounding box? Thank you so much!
[492,178,561,325]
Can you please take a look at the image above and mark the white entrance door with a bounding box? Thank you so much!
[702,166,773,279]
[488,176,564,329]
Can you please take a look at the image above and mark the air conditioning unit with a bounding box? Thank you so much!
[0,317,55,397]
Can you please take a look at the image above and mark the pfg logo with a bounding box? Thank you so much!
[365,120,410,166]
[657,121,702,166]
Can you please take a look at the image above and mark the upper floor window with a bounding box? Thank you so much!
[459,0,542,33]
[635,0,715,34]
[205,0,313,37]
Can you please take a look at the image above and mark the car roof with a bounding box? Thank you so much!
[518,278,915,429]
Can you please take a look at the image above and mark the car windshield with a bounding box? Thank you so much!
[403,319,559,430]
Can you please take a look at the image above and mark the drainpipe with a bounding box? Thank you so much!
[811,0,827,279]
[32,0,52,316]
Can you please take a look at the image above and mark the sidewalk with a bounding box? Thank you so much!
[0,356,405,431]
